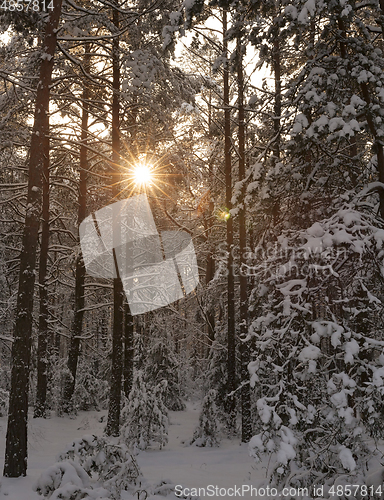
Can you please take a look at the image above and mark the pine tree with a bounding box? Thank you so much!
[222,7,237,433]
[61,46,91,415]
[4,0,63,477]
[105,0,125,438]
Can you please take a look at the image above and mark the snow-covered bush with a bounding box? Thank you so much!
[120,371,168,451]
[34,435,199,499]
[34,434,141,500]
[34,460,111,500]
[248,205,384,490]
[190,389,220,447]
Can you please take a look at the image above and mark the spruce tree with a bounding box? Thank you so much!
[121,371,169,451]
[145,338,186,411]
[191,389,220,447]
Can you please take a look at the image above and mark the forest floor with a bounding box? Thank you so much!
[0,402,259,499]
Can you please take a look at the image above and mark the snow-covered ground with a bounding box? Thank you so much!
[0,403,259,499]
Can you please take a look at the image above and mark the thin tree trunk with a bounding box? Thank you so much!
[33,123,50,419]
[61,50,90,412]
[340,15,384,218]
[379,0,384,39]
[106,1,124,437]
[237,34,252,443]
[206,236,215,345]
[4,0,62,477]
[272,38,281,160]
[223,10,236,432]
[360,82,384,218]
[123,301,134,398]
[206,71,215,348]
[271,6,282,222]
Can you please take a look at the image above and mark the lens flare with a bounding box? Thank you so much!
[133,163,152,186]
[218,208,231,221]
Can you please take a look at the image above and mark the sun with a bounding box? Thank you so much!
[118,153,170,199]
[132,163,153,186]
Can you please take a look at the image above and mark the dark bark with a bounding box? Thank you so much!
[337,18,347,59]
[341,14,384,218]
[106,1,124,437]
[237,35,252,443]
[206,236,215,345]
[206,75,215,348]
[123,302,134,398]
[336,18,376,199]
[272,37,281,160]
[379,0,384,37]
[360,83,384,218]
[61,50,90,413]
[271,11,282,223]
[340,12,384,215]
[33,121,50,419]
[3,0,62,477]
[223,10,236,431]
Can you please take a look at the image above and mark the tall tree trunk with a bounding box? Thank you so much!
[106,1,124,437]
[206,69,215,349]
[237,34,252,443]
[61,49,90,412]
[340,14,384,217]
[33,119,50,419]
[223,10,236,432]
[3,0,62,477]
[206,233,215,346]
[271,6,282,222]
[123,302,134,398]
[360,82,384,218]
[272,37,281,160]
